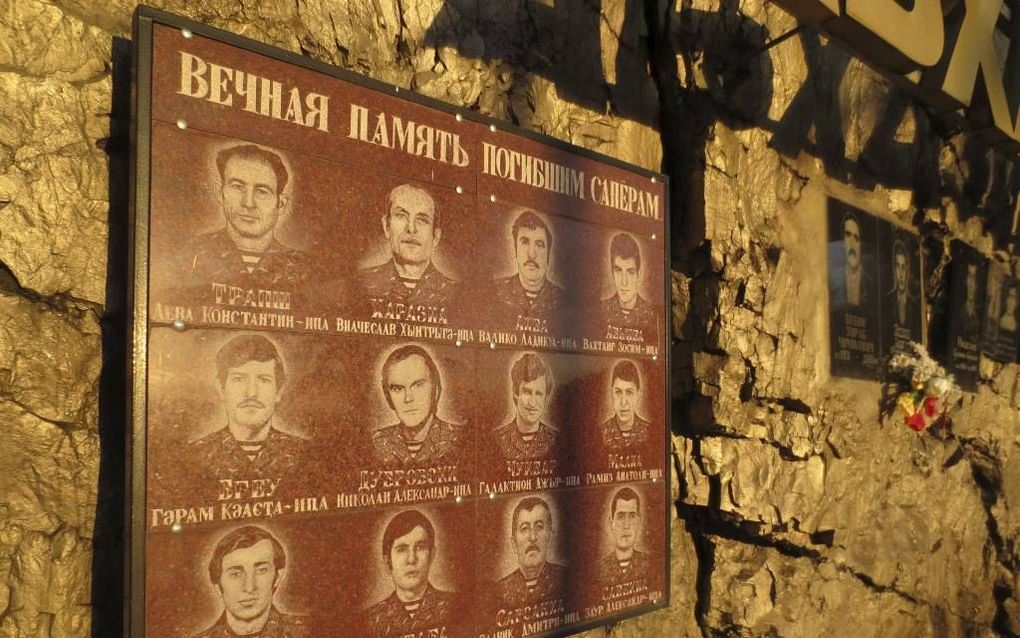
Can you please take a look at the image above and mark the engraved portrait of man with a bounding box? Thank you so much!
[841,212,871,307]
[493,353,558,460]
[496,496,566,607]
[599,487,650,589]
[600,233,656,342]
[188,144,309,289]
[190,334,309,479]
[962,260,981,335]
[372,345,462,467]
[364,510,455,637]
[194,525,307,638]
[885,239,919,330]
[601,360,650,451]
[357,184,456,319]
[492,210,565,323]
[1000,284,1018,333]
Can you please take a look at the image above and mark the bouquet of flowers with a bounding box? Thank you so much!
[887,342,961,433]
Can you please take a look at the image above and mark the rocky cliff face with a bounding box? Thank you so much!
[0,1,1016,636]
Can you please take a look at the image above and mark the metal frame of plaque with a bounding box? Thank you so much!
[129,6,671,637]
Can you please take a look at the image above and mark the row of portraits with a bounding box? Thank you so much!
[826,199,1019,388]
[946,241,1020,390]
[147,486,666,638]
[149,128,665,349]
[146,329,665,509]
[827,199,924,380]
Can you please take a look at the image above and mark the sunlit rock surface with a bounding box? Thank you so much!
[0,0,1017,636]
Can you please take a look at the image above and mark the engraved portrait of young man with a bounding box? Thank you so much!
[598,487,650,590]
[599,233,656,343]
[363,510,455,637]
[195,525,308,638]
[600,360,650,452]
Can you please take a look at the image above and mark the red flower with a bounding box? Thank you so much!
[905,412,927,431]
[922,396,940,418]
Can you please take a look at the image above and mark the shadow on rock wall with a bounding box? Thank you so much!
[423,0,1017,251]
[423,0,660,128]
[92,36,132,638]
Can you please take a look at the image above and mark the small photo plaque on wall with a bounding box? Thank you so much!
[877,220,923,356]
[827,199,882,379]
[946,242,986,392]
[981,262,1020,363]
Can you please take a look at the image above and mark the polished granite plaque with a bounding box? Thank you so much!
[131,8,670,636]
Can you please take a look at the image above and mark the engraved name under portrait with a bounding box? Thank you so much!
[492,209,566,331]
[194,525,308,638]
[188,144,309,291]
[364,510,456,638]
[600,233,656,343]
[599,487,650,592]
[372,344,463,468]
[189,334,310,482]
[496,496,567,608]
[601,360,650,453]
[357,184,457,324]
[494,353,558,461]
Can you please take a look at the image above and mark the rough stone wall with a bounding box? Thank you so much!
[662,0,1020,635]
[0,0,1016,637]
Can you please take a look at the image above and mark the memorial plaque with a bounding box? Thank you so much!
[981,263,1020,363]
[876,220,923,356]
[827,199,882,379]
[946,242,986,391]
[130,7,670,637]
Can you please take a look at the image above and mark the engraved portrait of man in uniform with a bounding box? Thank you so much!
[601,360,650,451]
[496,496,566,607]
[190,334,309,480]
[599,487,649,589]
[600,233,656,342]
[494,353,557,460]
[194,525,307,638]
[364,510,455,637]
[372,345,462,467]
[188,144,309,289]
[357,184,456,321]
[492,210,565,324]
